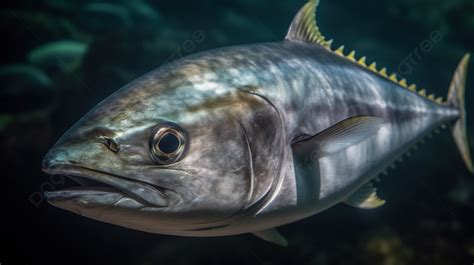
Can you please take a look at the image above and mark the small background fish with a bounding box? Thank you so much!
[1,0,474,265]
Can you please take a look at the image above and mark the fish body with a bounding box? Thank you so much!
[42,0,472,246]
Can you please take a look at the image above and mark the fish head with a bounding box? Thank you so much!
[42,61,286,234]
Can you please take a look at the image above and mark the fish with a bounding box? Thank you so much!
[28,40,88,73]
[42,0,472,247]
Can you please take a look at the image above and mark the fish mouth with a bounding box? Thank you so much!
[42,165,171,208]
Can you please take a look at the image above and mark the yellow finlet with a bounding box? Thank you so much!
[428,94,435,101]
[399,79,408,87]
[369,62,377,72]
[363,193,386,209]
[286,0,445,105]
[335,45,345,55]
[326,39,334,49]
[389,73,398,82]
[436,97,444,104]
[347,51,356,61]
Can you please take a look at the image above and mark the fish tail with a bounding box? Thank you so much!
[448,53,473,173]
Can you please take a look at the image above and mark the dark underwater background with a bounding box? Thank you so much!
[2,0,474,264]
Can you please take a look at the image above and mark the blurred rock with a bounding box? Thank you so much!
[27,40,88,73]
[0,64,54,113]
[361,232,414,265]
[467,242,474,257]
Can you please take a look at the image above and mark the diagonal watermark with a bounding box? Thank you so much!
[397,30,444,76]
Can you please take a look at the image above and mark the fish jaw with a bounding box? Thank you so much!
[40,160,194,234]
[42,164,173,210]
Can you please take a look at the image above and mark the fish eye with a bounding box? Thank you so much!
[149,123,187,164]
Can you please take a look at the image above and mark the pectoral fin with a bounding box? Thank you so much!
[253,228,288,247]
[294,116,384,157]
[345,181,385,209]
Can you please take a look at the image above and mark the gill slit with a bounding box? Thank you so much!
[235,117,256,210]
[244,89,288,216]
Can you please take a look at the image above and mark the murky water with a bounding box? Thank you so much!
[2,0,474,264]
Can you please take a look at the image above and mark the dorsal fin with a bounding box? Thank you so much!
[285,0,331,48]
[285,0,445,104]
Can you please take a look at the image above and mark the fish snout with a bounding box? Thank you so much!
[42,148,63,173]
[41,142,84,174]
[42,130,122,173]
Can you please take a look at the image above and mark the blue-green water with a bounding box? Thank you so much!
[2,0,474,264]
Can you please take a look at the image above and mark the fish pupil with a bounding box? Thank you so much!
[158,133,180,154]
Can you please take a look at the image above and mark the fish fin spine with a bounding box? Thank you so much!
[287,0,445,102]
[285,0,332,49]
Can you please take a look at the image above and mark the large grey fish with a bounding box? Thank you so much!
[42,0,472,246]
